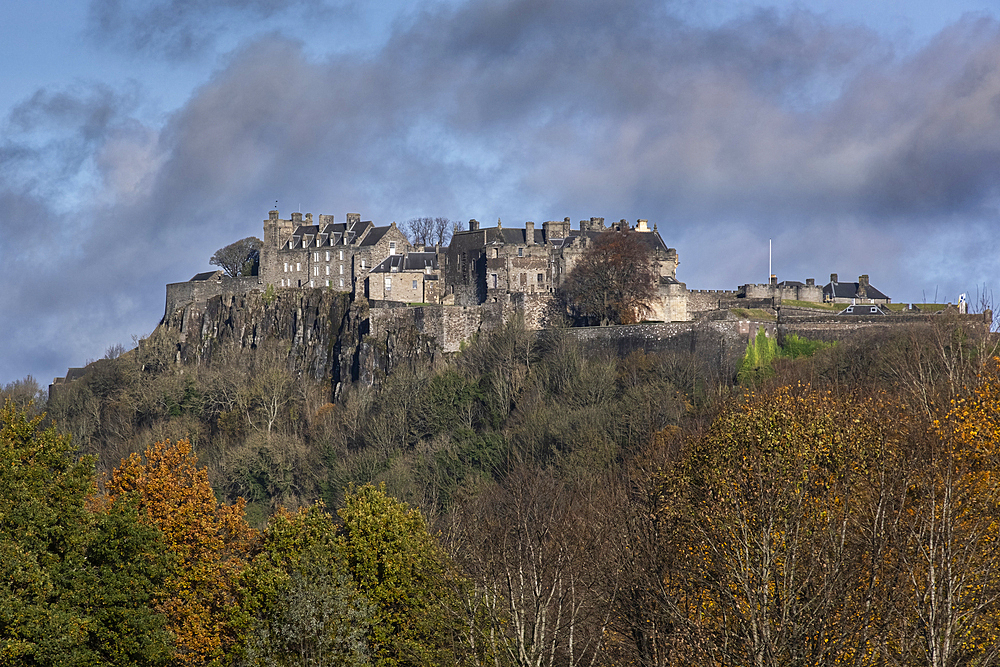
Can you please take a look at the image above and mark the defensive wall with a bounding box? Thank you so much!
[164,276,262,321]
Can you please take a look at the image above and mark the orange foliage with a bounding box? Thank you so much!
[105,439,256,666]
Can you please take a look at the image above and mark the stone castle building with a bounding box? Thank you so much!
[260,210,412,294]
[166,208,892,335]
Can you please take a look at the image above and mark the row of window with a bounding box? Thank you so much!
[279,278,347,288]
[489,273,546,288]
[313,251,346,262]
[282,259,367,271]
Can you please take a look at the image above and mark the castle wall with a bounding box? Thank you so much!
[686,289,741,315]
[164,276,261,322]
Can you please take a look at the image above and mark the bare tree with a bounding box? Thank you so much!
[432,217,454,246]
[402,217,435,245]
[455,468,618,667]
[560,231,657,325]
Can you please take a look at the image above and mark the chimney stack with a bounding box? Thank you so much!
[525,221,535,245]
[637,219,649,232]
[830,273,838,283]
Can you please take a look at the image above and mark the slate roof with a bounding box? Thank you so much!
[565,229,670,254]
[191,270,223,281]
[358,226,392,246]
[370,252,439,273]
[824,280,890,301]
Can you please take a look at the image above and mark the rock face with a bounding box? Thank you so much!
[160,288,379,395]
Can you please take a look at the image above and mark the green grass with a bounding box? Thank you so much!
[731,308,777,321]
[780,300,841,311]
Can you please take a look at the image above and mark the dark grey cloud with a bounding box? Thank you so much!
[4,0,1000,384]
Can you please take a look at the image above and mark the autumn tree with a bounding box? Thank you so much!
[210,237,262,278]
[560,230,657,325]
[662,387,909,666]
[105,439,256,667]
[889,361,1000,667]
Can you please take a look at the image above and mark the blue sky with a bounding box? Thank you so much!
[2,0,999,386]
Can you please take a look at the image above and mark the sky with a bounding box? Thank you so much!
[2,0,999,386]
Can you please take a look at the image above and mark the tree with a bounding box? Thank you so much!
[240,505,372,667]
[335,483,470,667]
[560,231,657,325]
[105,439,256,667]
[211,237,262,278]
[403,217,453,247]
[455,468,618,667]
[0,401,172,666]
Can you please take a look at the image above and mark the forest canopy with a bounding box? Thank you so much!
[6,314,1000,665]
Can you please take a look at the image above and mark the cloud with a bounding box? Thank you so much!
[5,0,1000,383]
[85,0,342,60]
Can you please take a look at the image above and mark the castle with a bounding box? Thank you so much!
[162,208,899,341]
[252,210,690,326]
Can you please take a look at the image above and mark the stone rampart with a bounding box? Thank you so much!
[164,276,261,321]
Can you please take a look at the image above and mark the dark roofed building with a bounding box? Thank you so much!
[367,251,441,303]
[824,274,890,304]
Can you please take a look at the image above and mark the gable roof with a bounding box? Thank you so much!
[370,251,439,273]
[824,280,889,301]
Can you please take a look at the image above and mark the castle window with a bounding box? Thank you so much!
[361,260,366,269]
[326,265,330,275]
[314,252,319,262]
[537,273,544,283]
[385,277,392,292]
[412,280,418,290]
[326,251,330,261]
[339,264,344,275]
[326,279,330,287]
[518,247,523,257]
[309,280,314,287]
[284,262,288,272]
[492,248,499,259]
[491,274,497,289]
[339,278,344,288]
[389,241,396,255]
[339,250,344,261]
[296,263,301,272]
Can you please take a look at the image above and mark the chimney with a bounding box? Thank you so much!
[637,219,649,232]
[858,274,869,298]
[469,219,479,231]
[346,213,361,225]
[770,275,777,286]
[806,278,815,286]
[291,212,303,223]
[830,273,838,283]
[269,210,279,220]
[305,213,313,223]
[525,221,535,245]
